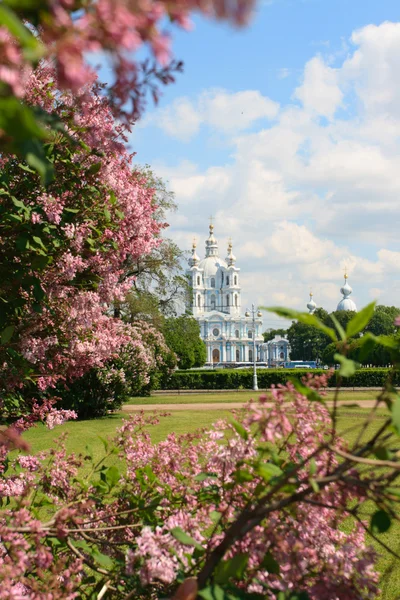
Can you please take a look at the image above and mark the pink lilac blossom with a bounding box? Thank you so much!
[0,0,255,123]
[1,66,167,397]
[0,379,382,598]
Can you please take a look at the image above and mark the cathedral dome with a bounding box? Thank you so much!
[196,223,227,277]
[198,255,227,277]
[337,297,357,311]
[337,273,357,312]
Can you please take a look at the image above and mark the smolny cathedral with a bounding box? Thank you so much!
[188,223,358,366]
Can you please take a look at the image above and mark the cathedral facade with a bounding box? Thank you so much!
[188,224,264,364]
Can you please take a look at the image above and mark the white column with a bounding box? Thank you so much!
[221,344,226,362]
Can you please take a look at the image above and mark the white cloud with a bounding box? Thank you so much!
[141,21,400,312]
[153,97,201,141]
[294,56,343,119]
[147,89,279,141]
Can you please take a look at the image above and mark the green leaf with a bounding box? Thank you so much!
[97,435,109,452]
[230,418,248,440]
[32,235,46,250]
[235,469,254,483]
[26,148,54,186]
[1,326,14,344]
[330,313,346,341]
[334,354,356,378]
[198,586,226,600]
[346,302,376,339]
[210,510,222,523]
[104,208,111,222]
[309,478,319,493]
[194,472,219,482]
[11,196,27,210]
[261,550,280,574]
[374,447,391,460]
[309,458,317,476]
[370,510,391,534]
[289,378,326,405]
[358,333,377,362]
[390,396,400,436]
[0,5,42,58]
[91,549,115,570]
[256,462,283,481]
[87,162,102,175]
[375,335,399,350]
[105,466,120,488]
[263,307,337,342]
[15,233,30,252]
[215,553,249,584]
[32,280,45,302]
[171,527,204,551]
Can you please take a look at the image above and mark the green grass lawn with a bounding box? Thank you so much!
[20,406,399,599]
[126,389,383,405]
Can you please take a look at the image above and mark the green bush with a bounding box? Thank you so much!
[158,368,398,390]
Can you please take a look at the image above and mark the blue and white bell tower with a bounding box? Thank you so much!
[188,224,263,364]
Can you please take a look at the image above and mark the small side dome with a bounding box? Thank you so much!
[188,239,200,267]
[226,239,236,266]
[307,291,317,314]
[337,272,357,312]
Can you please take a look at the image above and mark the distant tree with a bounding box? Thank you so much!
[116,166,190,321]
[364,305,400,336]
[263,328,287,342]
[326,310,358,336]
[163,316,207,370]
[287,308,330,361]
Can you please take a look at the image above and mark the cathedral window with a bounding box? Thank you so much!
[226,294,229,306]
[211,278,215,288]
[197,294,201,307]
[235,329,240,338]
[236,349,240,361]
[234,276,238,285]
[211,295,216,310]
[213,327,220,337]
[197,276,200,285]
[249,349,253,362]
[248,330,253,339]
[226,276,229,285]
[234,294,238,307]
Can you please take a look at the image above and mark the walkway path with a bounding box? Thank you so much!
[122,400,380,412]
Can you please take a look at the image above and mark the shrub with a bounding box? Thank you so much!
[56,322,176,418]
[158,368,398,390]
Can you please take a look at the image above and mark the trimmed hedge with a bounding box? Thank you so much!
[158,368,397,390]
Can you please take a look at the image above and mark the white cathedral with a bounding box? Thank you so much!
[188,224,358,366]
[188,223,264,364]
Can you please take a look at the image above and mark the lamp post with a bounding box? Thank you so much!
[245,304,263,391]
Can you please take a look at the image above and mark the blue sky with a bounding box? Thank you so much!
[103,0,400,327]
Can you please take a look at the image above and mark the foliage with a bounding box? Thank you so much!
[0,305,399,597]
[163,315,207,370]
[1,368,400,598]
[263,328,287,342]
[159,367,400,390]
[55,322,177,418]
[0,67,165,418]
[365,305,400,336]
[0,0,255,183]
[285,305,400,366]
